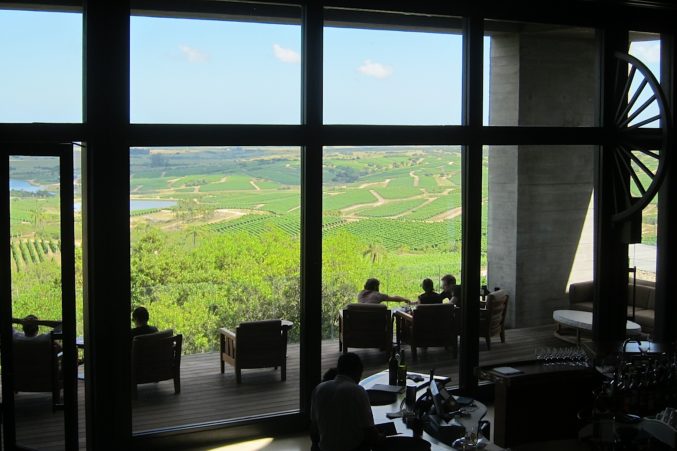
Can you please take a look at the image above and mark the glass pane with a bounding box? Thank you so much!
[321,146,462,380]
[130,146,300,431]
[628,154,658,283]
[628,33,661,128]
[9,156,66,449]
[324,13,463,125]
[0,10,82,123]
[131,12,302,124]
[485,21,596,127]
[480,145,594,369]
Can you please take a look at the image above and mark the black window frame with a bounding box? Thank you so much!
[0,1,674,449]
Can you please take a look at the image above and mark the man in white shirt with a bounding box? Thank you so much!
[357,278,410,305]
[310,353,383,451]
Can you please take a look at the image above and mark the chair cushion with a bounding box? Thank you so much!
[570,302,594,312]
[628,284,654,310]
[569,281,594,305]
[346,303,387,310]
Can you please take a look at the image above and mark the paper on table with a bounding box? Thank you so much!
[492,366,523,375]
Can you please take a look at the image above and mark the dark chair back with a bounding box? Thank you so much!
[484,290,509,336]
[13,332,60,393]
[479,289,509,349]
[132,329,182,384]
[412,304,456,347]
[236,320,285,368]
[342,304,391,350]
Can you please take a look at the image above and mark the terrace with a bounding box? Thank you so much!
[15,325,563,450]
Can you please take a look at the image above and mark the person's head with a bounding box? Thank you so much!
[337,352,364,383]
[364,278,380,292]
[322,367,338,382]
[421,278,434,293]
[132,307,150,327]
[441,274,457,292]
[22,314,39,337]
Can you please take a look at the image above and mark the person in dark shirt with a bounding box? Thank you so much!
[21,314,40,337]
[131,306,159,338]
[417,278,441,304]
[437,274,458,305]
[310,353,384,451]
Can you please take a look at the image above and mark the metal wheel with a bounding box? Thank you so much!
[611,51,671,223]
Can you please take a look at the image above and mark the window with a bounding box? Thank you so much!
[0,10,82,123]
[130,14,302,124]
[324,14,463,125]
[129,146,301,431]
[322,145,462,376]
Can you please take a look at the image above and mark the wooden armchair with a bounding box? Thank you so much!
[339,304,392,356]
[479,289,509,350]
[396,304,457,360]
[132,329,182,397]
[219,320,289,383]
[13,332,62,411]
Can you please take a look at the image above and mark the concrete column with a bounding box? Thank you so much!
[488,27,597,327]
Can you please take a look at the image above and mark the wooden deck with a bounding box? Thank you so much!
[14,325,563,450]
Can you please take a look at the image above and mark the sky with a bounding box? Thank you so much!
[0,9,662,126]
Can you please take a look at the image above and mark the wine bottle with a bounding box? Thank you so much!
[398,349,407,386]
[388,348,399,385]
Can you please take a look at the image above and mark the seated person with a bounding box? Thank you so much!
[357,278,410,305]
[22,314,40,338]
[417,278,441,305]
[13,314,62,351]
[437,274,458,305]
[310,353,384,451]
[131,306,159,338]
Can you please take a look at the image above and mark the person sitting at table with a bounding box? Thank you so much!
[417,278,441,305]
[131,306,159,338]
[310,353,384,451]
[21,314,40,337]
[437,274,458,305]
[357,278,410,305]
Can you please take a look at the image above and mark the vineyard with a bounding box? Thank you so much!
[10,238,61,272]
[9,145,659,355]
[356,198,426,218]
[404,193,462,220]
[331,218,462,250]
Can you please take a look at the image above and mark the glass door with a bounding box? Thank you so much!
[0,143,79,450]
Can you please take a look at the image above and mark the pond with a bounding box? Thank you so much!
[73,199,177,212]
[10,179,46,193]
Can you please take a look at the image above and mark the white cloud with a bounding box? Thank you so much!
[358,60,393,79]
[630,41,661,64]
[179,45,209,63]
[273,44,301,63]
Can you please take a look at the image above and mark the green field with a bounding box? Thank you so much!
[8,146,660,352]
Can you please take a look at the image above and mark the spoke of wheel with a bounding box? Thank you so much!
[617,148,647,196]
[628,114,661,129]
[612,150,633,210]
[627,146,660,160]
[619,94,656,128]
[618,145,656,180]
[615,65,637,123]
[618,78,648,127]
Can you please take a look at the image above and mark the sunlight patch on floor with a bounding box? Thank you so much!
[209,434,310,451]
[208,438,273,451]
